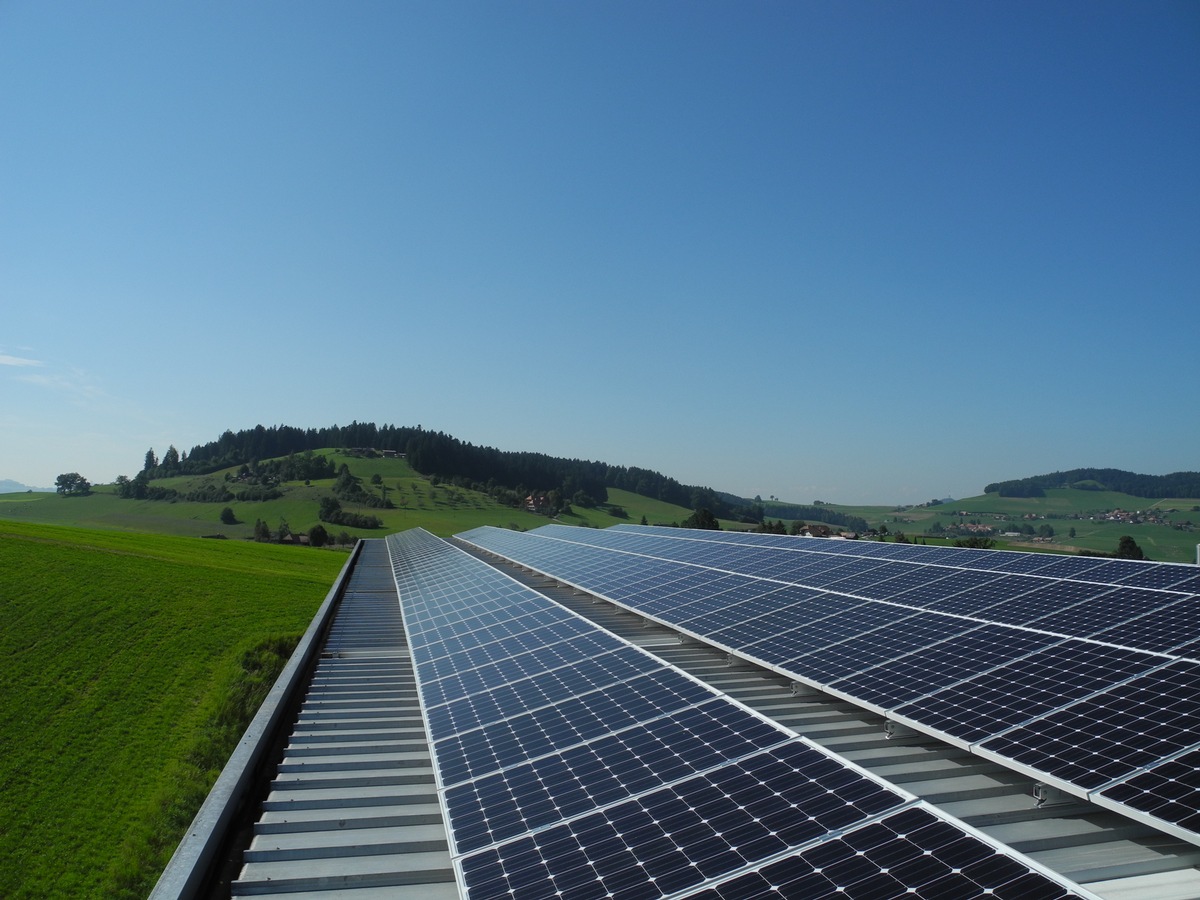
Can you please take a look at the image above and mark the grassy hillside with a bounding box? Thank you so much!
[5,452,1195,560]
[0,522,343,899]
[0,452,708,539]
[776,492,1199,563]
[929,490,1199,562]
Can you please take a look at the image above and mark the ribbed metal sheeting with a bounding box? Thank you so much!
[387,527,1092,900]
[456,523,1200,851]
[231,540,457,898]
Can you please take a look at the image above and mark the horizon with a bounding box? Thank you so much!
[3,432,1197,509]
[3,2,1197,505]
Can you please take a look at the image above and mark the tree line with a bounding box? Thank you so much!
[985,468,1200,499]
[152,421,744,518]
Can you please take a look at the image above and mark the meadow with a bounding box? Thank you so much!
[833,490,1199,563]
[0,522,343,898]
[0,453,701,539]
[4,453,1195,561]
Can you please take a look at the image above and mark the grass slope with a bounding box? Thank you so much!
[0,453,708,539]
[7,452,1195,559]
[794,492,1199,562]
[0,522,343,898]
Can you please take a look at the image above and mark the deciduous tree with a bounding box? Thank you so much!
[681,508,720,530]
[1115,535,1145,560]
[55,472,91,496]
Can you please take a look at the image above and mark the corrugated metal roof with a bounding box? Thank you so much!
[232,542,457,899]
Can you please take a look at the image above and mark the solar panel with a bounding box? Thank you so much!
[457,740,910,900]
[1098,746,1200,836]
[422,644,643,710]
[915,573,1042,616]
[459,523,1200,851]
[686,806,1078,900]
[882,568,1010,608]
[772,611,981,686]
[672,580,796,632]
[444,699,791,854]
[881,640,1163,746]
[1027,585,1174,637]
[389,528,1088,899]
[433,673,721,785]
[1106,559,1200,591]
[1089,594,1200,657]
[731,603,922,670]
[636,573,765,618]
[977,660,1200,790]
[427,650,650,739]
[826,625,1060,711]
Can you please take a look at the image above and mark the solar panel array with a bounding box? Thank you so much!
[457,523,1200,848]
[385,528,1088,899]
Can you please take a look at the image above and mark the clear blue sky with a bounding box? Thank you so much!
[2,1,1197,504]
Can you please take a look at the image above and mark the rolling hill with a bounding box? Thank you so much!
[4,438,1198,562]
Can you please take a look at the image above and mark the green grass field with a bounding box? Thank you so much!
[0,522,343,898]
[0,453,705,540]
[767,491,1200,563]
[4,454,1195,560]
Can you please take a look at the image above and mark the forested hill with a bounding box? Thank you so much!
[167,422,733,516]
[985,468,1200,499]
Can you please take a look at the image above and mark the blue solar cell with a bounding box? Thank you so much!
[1020,556,1113,581]
[782,612,980,685]
[458,740,909,900]
[1100,747,1200,834]
[450,631,625,685]
[673,583,798,632]
[826,625,1058,709]
[1090,595,1200,655]
[819,560,915,595]
[427,662,712,742]
[1169,638,1200,661]
[444,698,791,853]
[978,660,1200,790]
[453,671,709,773]
[1163,573,1200,594]
[635,573,766,619]
[419,618,607,681]
[733,603,918,667]
[690,807,1078,899]
[938,546,1002,566]
[422,644,658,708]
[884,568,1008,608]
[984,551,1064,574]
[784,558,889,589]
[1028,585,1180,638]
[917,574,1040,616]
[619,573,739,619]
[894,640,1164,744]
[418,607,577,656]
[970,580,1118,627]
